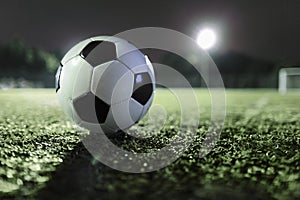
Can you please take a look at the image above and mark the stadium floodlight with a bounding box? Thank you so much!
[196,28,216,50]
[279,67,300,94]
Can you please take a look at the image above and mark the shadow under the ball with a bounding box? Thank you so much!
[37,132,274,200]
[36,142,99,200]
[36,132,153,200]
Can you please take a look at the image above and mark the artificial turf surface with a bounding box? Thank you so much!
[0,89,299,199]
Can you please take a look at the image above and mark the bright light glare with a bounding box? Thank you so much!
[197,29,216,49]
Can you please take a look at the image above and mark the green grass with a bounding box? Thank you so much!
[0,89,299,199]
[0,89,82,197]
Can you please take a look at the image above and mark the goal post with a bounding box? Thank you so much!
[279,67,300,94]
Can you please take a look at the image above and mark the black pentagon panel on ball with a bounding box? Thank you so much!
[73,92,110,124]
[55,63,63,93]
[80,41,117,67]
[131,73,153,105]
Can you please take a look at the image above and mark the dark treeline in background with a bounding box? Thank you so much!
[0,39,297,88]
[160,51,282,88]
[0,39,59,88]
[212,52,277,88]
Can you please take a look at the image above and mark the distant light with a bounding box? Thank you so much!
[197,29,216,50]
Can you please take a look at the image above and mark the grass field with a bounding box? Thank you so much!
[0,89,299,199]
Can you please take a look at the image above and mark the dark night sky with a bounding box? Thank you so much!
[0,0,300,63]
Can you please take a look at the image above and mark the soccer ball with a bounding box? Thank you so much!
[55,36,155,134]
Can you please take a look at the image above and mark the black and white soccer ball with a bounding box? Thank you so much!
[55,36,155,134]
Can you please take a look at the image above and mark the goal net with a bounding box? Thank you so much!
[279,67,300,94]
